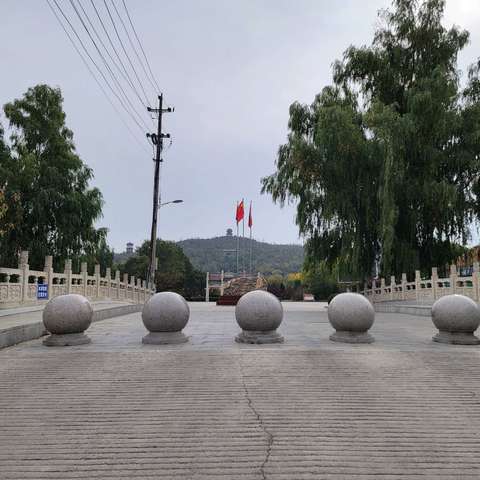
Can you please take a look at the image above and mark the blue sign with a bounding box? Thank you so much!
[37,284,48,300]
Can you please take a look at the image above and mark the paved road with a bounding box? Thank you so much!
[1,302,479,479]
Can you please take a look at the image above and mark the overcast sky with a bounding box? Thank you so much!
[2,0,480,252]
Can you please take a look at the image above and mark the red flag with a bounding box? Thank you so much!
[248,201,253,228]
[236,200,244,224]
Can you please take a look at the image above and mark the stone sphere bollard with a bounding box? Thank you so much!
[142,292,190,344]
[431,294,480,345]
[328,292,375,343]
[235,290,284,344]
[42,294,93,346]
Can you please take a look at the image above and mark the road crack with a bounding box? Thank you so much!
[239,357,274,480]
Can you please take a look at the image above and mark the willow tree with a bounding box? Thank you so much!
[262,0,480,279]
[0,85,105,270]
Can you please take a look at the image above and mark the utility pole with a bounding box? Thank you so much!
[146,94,173,290]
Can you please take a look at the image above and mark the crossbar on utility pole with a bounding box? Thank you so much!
[146,94,173,290]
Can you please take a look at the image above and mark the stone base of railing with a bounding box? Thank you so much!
[0,302,145,349]
[373,302,432,317]
[0,299,50,310]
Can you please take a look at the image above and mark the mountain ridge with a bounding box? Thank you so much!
[177,235,304,274]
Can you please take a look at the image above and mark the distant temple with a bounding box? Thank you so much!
[113,242,135,263]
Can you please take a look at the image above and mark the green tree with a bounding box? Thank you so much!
[262,0,480,279]
[81,227,115,275]
[0,85,105,270]
[0,126,16,238]
[0,188,9,238]
[303,261,339,301]
[120,240,205,299]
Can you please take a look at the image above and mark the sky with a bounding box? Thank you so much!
[1,0,480,252]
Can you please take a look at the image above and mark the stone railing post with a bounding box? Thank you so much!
[44,255,53,299]
[401,273,407,300]
[81,262,88,297]
[136,278,141,303]
[19,251,29,303]
[450,264,457,294]
[415,270,421,301]
[115,270,121,299]
[473,262,479,301]
[123,273,129,300]
[205,272,210,302]
[390,275,395,300]
[94,264,101,298]
[130,275,135,302]
[220,270,224,296]
[142,280,146,302]
[380,278,386,301]
[105,267,111,299]
[431,267,438,301]
[64,259,72,294]
[372,279,376,303]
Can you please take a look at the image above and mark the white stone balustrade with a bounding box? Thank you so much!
[362,263,480,303]
[0,251,153,307]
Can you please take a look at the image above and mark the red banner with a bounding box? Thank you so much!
[236,200,244,224]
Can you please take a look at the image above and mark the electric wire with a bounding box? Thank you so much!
[103,0,150,106]
[45,0,149,153]
[50,0,147,137]
[89,0,149,112]
[76,0,147,110]
[69,0,150,132]
[122,0,161,94]
[112,0,158,97]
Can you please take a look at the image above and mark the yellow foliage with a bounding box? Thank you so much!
[286,272,302,283]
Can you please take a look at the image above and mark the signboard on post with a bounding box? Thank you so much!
[37,284,48,300]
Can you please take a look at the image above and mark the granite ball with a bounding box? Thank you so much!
[142,292,190,344]
[328,292,375,343]
[235,290,284,344]
[42,294,93,346]
[431,294,480,345]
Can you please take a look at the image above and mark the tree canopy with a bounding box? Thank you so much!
[262,0,480,279]
[0,85,109,271]
[120,240,205,300]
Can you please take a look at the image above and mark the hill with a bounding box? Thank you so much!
[177,236,304,275]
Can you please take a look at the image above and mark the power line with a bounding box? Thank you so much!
[113,0,158,96]
[88,0,149,113]
[46,0,149,153]
[122,0,161,94]
[69,0,150,132]
[103,0,150,106]
[76,0,147,110]
[50,0,148,137]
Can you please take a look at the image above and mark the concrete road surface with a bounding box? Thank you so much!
[1,302,479,479]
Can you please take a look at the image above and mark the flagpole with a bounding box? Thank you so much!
[242,198,245,276]
[249,225,252,274]
[249,201,253,274]
[236,202,239,274]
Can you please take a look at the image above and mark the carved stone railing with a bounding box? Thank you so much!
[362,263,480,304]
[0,251,154,307]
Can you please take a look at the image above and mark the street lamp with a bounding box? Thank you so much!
[158,199,183,208]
